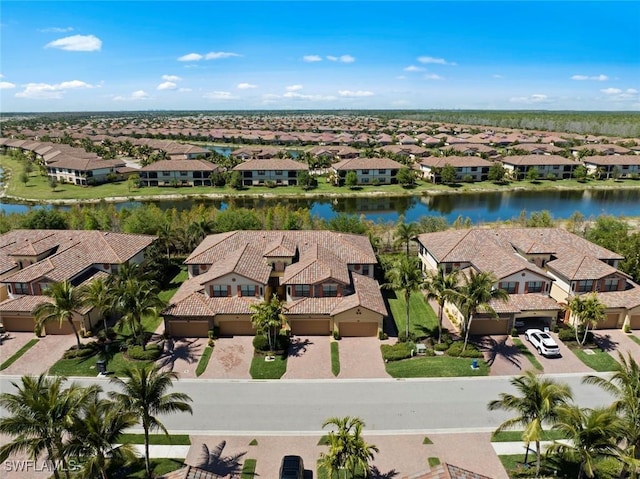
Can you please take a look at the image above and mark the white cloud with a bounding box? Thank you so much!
[338,90,374,97]
[204,51,241,60]
[178,53,203,62]
[281,91,336,101]
[157,81,177,91]
[404,65,425,72]
[600,87,638,101]
[15,80,95,99]
[509,93,552,104]
[237,82,257,89]
[162,74,182,82]
[327,54,355,63]
[45,34,102,51]
[0,81,16,90]
[417,56,456,66]
[571,74,609,81]
[286,84,303,91]
[492,74,503,79]
[601,87,622,95]
[39,27,74,33]
[424,74,444,80]
[113,90,149,101]
[203,91,237,100]
[303,55,322,62]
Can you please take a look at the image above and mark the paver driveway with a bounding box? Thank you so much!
[594,329,640,363]
[283,335,333,379]
[518,331,592,374]
[0,332,36,365]
[200,336,253,379]
[157,337,207,379]
[1,334,77,376]
[337,337,390,378]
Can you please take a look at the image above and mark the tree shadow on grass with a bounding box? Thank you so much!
[593,333,618,352]
[194,441,246,477]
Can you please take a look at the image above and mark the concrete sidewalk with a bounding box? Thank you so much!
[491,439,571,455]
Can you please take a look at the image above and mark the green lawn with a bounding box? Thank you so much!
[250,353,287,379]
[110,458,184,478]
[512,337,544,371]
[387,291,438,338]
[240,458,257,479]
[570,346,621,372]
[195,345,213,376]
[159,266,188,303]
[385,355,489,378]
[628,334,640,346]
[0,338,39,370]
[491,430,568,442]
[48,347,156,377]
[118,434,191,445]
[331,341,340,376]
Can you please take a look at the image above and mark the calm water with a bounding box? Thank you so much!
[3,189,638,224]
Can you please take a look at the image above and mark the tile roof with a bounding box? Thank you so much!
[281,243,350,285]
[501,154,576,166]
[595,287,640,309]
[418,156,492,168]
[193,243,272,285]
[139,159,218,172]
[582,155,640,166]
[333,157,404,170]
[416,462,493,479]
[547,255,619,281]
[232,158,308,171]
[491,293,563,314]
[0,295,51,313]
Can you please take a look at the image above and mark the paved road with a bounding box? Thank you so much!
[0,374,614,434]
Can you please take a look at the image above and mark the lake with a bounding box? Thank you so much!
[2,188,638,224]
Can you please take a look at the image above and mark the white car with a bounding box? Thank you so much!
[524,329,561,357]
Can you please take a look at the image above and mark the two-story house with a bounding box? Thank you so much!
[232,159,308,186]
[331,157,404,185]
[162,231,387,337]
[500,155,577,180]
[139,159,220,187]
[417,156,492,183]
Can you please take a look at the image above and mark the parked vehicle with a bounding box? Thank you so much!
[525,328,561,357]
[279,455,304,479]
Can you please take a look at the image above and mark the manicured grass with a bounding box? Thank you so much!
[331,341,340,376]
[240,459,257,479]
[0,338,39,370]
[570,346,621,372]
[628,334,640,346]
[422,436,433,445]
[512,337,544,371]
[111,458,184,478]
[249,439,258,446]
[491,430,568,442]
[250,353,287,379]
[159,266,188,303]
[387,291,438,338]
[118,433,191,445]
[428,457,441,467]
[385,356,489,378]
[195,345,214,377]
[48,348,155,377]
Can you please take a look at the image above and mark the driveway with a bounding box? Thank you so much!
[475,335,534,376]
[1,334,77,376]
[337,337,389,379]
[199,336,253,379]
[517,331,592,374]
[157,337,207,379]
[0,332,36,365]
[594,329,640,363]
[283,336,333,379]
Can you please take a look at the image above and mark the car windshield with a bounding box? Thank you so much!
[539,333,552,340]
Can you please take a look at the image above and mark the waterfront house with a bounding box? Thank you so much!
[139,159,219,187]
[582,155,640,179]
[417,156,492,183]
[232,158,308,186]
[500,155,577,180]
[331,157,404,185]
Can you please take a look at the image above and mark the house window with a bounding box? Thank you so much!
[362,265,370,276]
[294,285,311,297]
[240,285,255,297]
[362,177,369,183]
[361,169,369,174]
[211,285,227,297]
[501,282,518,294]
[258,170,265,175]
[526,281,543,293]
[604,278,618,292]
[162,171,170,176]
[322,284,338,297]
[13,283,28,294]
[378,169,386,174]
[192,265,200,276]
[576,280,594,292]
[275,170,282,175]
[180,171,188,176]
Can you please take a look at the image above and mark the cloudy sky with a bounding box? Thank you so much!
[1,1,638,112]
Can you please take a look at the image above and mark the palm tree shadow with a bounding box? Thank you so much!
[288,338,312,357]
[369,466,399,479]
[156,338,202,371]
[593,333,617,352]
[194,441,246,477]
[381,290,399,338]
[475,336,523,369]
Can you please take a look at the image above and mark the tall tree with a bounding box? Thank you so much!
[250,294,286,353]
[320,416,377,479]
[80,276,112,334]
[33,280,84,350]
[488,371,572,475]
[424,268,460,344]
[393,218,419,256]
[0,375,97,479]
[453,270,509,352]
[383,255,426,339]
[547,405,625,479]
[112,278,164,349]
[109,365,193,479]
[564,293,606,345]
[583,352,640,478]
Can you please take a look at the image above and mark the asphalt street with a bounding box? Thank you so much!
[0,373,615,435]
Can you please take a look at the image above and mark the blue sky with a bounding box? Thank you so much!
[1,1,639,112]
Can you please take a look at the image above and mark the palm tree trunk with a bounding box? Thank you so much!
[437,301,444,344]
[581,325,589,346]
[535,440,541,476]
[68,317,82,350]
[462,314,473,354]
[405,291,410,339]
[144,424,151,479]
[47,444,61,479]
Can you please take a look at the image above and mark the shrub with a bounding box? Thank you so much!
[253,335,269,351]
[623,324,631,333]
[127,344,162,361]
[275,334,290,351]
[434,342,449,352]
[511,328,519,337]
[63,344,97,359]
[558,327,576,342]
[381,342,415,361]
[208,338,215,348]
[445,342,483,358]
[378,331,388,340]
[333,330,341,340]
[208,329,215,340]
[398,331,416,343]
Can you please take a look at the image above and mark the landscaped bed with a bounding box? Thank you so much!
[385,355,489,378]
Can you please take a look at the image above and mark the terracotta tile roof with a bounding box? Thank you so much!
[416,462,492,479]
[281,243,350,285]
[0,295,51,313]
[595,287,640,309]
[332,273,387,316]
[418,156,493,168]
[232,158,307,171]
[547,255,619,280]
[139,159,218,172]
[582,155,640,166]
[491,293,563,314]
[333,157,404,170]
[193,243,272,285]
[163,292,259,317]
[501,154,576,166]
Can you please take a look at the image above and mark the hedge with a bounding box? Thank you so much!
[127,344,163,361]
[381,342,415,361]
[445,342,484,358]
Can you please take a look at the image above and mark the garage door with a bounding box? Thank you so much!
[45,319,79,335]
[469,319,510,335]
[629,315,640,329]
[168,320,209,338]
[597,313,619,329]
[1,316,35,332]
[218,320,255,336]
[290,319,330,336]
[339,322,378,337]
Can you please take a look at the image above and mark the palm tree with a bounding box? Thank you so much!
[347,421,378,479]
[383,255,426,339]
[112,278,164,349]
[564,293,606,345]
[547,405,625,479]
[424,268,460,344]
[250,294,286,353]
[80,277,112,334]
[65,396,138,479]
[109,365,193,479]
[33,280,84,350]
[321,416,377,479]
[453,270,509,353]
[393,218,419,256]
[0,374,97,479]
[488,371,572,475]
[583,352,640,478]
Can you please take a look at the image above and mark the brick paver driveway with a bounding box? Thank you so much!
[518,331,592,374]
[0,332,36,366]
[594,328,640,363]
[283,335,333,379]
[1,334,77,376]
[475,335,534,376]
[337,337,390,378]
[157,337,207,379]
[200,336,253,379]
